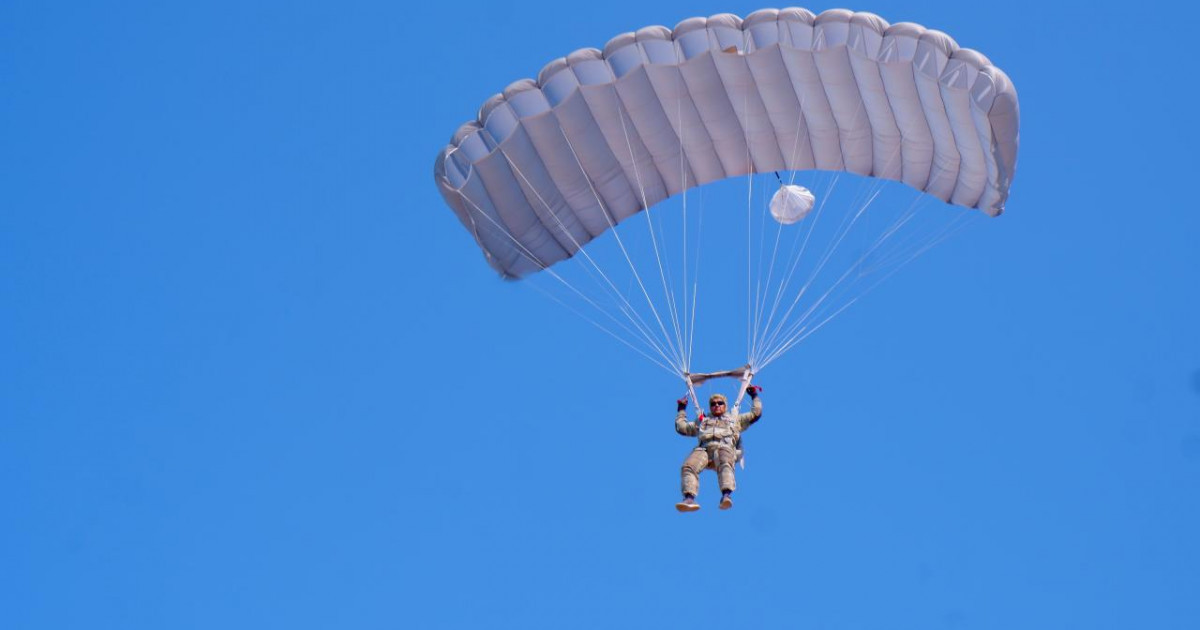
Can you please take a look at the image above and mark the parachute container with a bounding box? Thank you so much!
[770,185,815,224]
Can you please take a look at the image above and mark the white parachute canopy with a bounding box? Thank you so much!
[434,8,1019,279]
[770,184,815,224]
[432,7,1019,380]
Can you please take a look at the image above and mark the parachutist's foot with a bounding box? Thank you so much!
[719,492,733,510]
[676,496,700,512]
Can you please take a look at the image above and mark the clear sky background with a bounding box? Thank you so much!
[4,1,1199,628]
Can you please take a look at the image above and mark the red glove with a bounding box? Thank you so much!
[676,396,689,412]
[745,384,762,398]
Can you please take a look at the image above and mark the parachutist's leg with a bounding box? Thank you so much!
[713,446,737,495]
[680,448,709,499]
[677,448,708,512]
[712,446,737,509]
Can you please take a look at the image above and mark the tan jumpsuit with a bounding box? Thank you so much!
[675,397,762,496]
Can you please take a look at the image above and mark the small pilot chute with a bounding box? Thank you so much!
[769,185,815,225]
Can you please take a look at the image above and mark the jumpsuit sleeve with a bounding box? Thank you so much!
[675,409,698,436]
[737,397,762,431]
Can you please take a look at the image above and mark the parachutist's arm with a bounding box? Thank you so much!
[675,410,698,436]
[737,397,762,431]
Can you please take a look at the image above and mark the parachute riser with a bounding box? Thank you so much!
[681,364,754,415]
[731,370,755,413]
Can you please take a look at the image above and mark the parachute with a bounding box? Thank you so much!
[433,7,1019,396]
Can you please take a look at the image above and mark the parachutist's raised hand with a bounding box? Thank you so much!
[745,384,762,398]
[677,396,689,412]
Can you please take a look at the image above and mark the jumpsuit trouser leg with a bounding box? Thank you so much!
[681,445,738,496]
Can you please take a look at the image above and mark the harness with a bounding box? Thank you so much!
[683,365,754,468]
[695,414,744,466]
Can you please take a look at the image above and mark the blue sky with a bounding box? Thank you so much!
[3,1,1199,628]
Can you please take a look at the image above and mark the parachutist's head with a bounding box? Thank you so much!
[709,393,727,415]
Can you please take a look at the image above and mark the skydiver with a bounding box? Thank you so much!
[674,384,762,512]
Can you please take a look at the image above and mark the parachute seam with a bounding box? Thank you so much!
[912,48,961,205]
[671,31,743,180]
[515,105,613,240]
[939,58,988,209]
[473,127,572,273]
[499,121,595,257]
